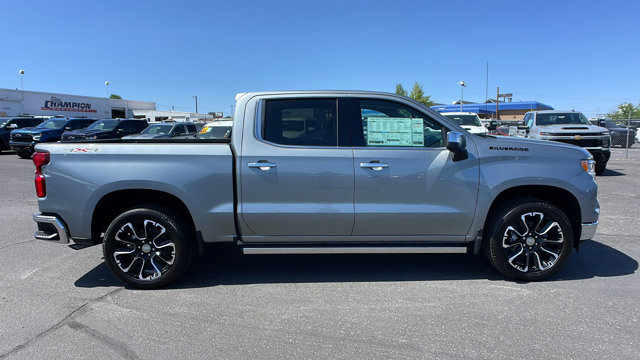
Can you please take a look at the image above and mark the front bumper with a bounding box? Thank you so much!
[33,212,69,244]
[9,141,36,152]
[580,221,598,241]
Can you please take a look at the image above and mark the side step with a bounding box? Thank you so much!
[243,246,468,255]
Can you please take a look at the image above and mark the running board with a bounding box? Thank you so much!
[242,246,468,255]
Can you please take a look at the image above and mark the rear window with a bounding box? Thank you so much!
[263,99,337,146]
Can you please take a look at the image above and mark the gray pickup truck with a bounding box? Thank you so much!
[32,91,599,288]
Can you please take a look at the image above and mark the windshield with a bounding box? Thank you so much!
[444,114,482,127]
[141,124,173,135]
[537,113,591,126]
[197,126,232,139]
[37,119,68,130]
[87,119,119,131]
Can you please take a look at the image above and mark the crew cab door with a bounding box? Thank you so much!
[239,97,354,239]
[350,98,479,240]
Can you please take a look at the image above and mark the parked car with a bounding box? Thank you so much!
[598,120,636,148]
[520,110,610,175]
[123,122,198,140]
[10,118,97,158]
[441,112,488,134]
[0,117,44,153]
[196,120,233,139]
[61,118,148,141]
[32,91,599,288]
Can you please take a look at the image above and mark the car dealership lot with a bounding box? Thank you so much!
[0,149,638,359]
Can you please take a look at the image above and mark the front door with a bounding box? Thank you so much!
[239,97,354,239]
[350,98,479,240]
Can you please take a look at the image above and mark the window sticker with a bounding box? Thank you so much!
[366,117,424,146]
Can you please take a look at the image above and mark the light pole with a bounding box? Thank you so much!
[19,69,25,91]
[193,96,198,113]
[457,81,466,111]
[105,81,110,98]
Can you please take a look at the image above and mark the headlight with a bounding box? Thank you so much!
[603,135,610,148]
[32,134,41,141]
[85,135,97,139]
[581,159,595,179]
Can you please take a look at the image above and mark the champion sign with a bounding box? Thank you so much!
[41,96,97,113]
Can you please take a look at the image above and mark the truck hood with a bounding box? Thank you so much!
[462,125,488,134]
[537,124,607,133]
[10,127,48,135]
[64,129,113,136]
[122,134,170,139]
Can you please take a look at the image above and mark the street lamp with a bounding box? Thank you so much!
[457,81,466,111]
[105,81,110,98]
[193,96,198,113]
[19,69,25,91]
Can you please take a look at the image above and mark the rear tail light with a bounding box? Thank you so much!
[33,151,50,197]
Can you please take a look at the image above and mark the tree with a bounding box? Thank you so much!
[395,83,408,97]
[394,82,434,107]
[607,102,640,119]
[109,94,123,99]
[409,82,434,107]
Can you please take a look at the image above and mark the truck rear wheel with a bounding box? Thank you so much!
[102,206,194,289]
[483,199,573,281]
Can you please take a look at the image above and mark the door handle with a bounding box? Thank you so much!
[248,162,277,170]
[360,162,388,170]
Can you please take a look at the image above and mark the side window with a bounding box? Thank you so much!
[68,120,84,130]
[527,115,534,128]
[15,119,30,128]
[173,125,186,135]
[185,124,197,133]
[119,121,136,133]
[354,99,444,148]
[263,99,337,146]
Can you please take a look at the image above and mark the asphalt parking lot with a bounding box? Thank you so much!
[0,149,638,359]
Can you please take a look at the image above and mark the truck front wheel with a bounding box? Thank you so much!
[484,199,573,281]
[595,163,606,175]
[102,206,194,289]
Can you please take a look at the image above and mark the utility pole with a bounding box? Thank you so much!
[193,96,198,113]
[457,81,466,112]
[496,87,499,120]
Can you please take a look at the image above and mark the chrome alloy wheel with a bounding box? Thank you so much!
[502,212,564,273]
[113,220,176,281]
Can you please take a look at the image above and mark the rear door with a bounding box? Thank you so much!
[239,97,354,239]
[350,97,479,240]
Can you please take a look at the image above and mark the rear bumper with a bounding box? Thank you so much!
[33,212,69,244]
[580,221,598,241]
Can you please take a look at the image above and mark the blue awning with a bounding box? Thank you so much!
[430,101,553,114]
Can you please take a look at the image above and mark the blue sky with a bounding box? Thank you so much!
[1,0,638,117]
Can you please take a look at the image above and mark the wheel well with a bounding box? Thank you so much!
[91,189,196,245]
[484,186,582,248]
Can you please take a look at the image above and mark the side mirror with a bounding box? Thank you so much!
[7,123,18,129]
[65,126,72,131]
[446,131,468,161]
[487,121,498,131]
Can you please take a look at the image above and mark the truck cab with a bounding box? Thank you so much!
[521,110,611,174]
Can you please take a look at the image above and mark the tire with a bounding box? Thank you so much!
[103,206,194,289]
[483,198,573,281]
[595,163,606,175]
[16,151,33,159]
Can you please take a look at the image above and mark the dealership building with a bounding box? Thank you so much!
[0,88,156,119]
[0,88,214,122]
